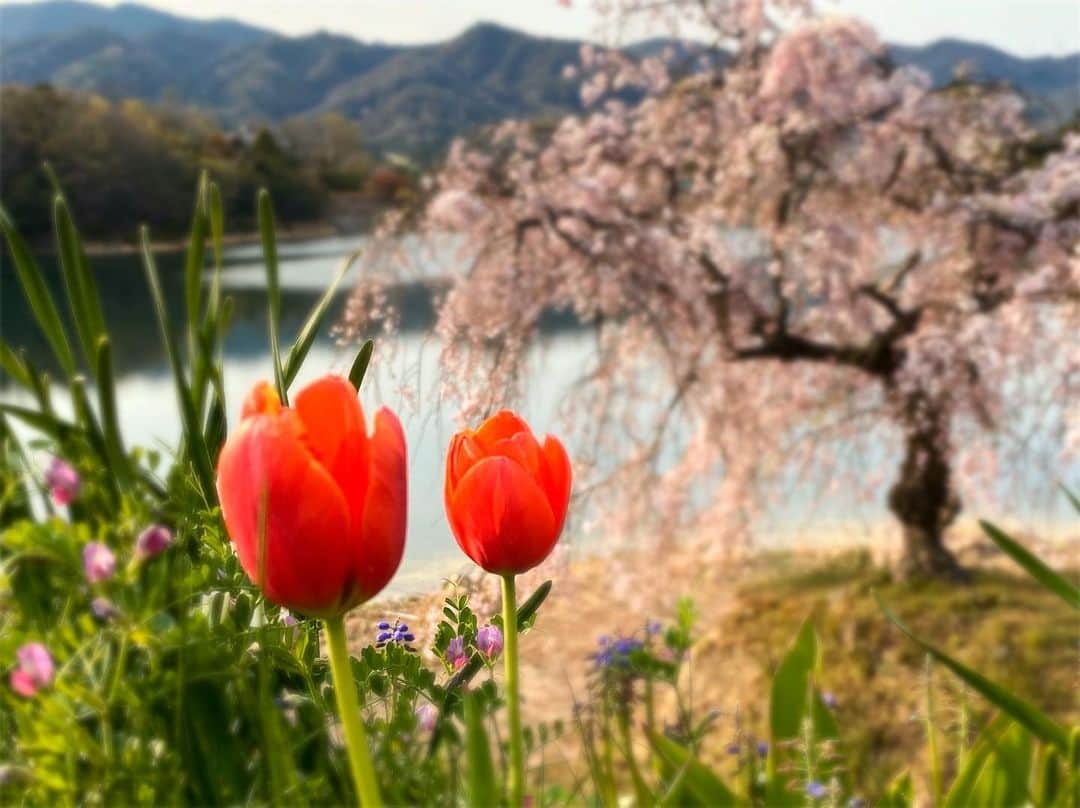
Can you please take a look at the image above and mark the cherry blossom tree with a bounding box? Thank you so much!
[351,1,1079,577]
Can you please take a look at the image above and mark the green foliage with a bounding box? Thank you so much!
[0,87,392,242]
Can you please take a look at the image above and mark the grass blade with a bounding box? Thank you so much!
[283,253,357,389]
[648,731,738,806]
[95,336,130,487]
[348,340,375,391]
[877,593,1069,750]
[257,189,286,403]
[0,206,77,376]
[979,519,1079,610]
[54,195,107,370]
[141,227,215,498]
[464,692,497,807]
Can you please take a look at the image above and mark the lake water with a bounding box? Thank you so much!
[2,236,1074,591]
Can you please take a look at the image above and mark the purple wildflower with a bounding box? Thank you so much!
[756,741,769,758]
[90,597,119,621]
[44,457,80,506]
[822,691,838,709]
[476,625,504,660]
[446,636,467,669]
[10,643,54,697]
[135,524,173,559]
[82,542,116,583]
[806,781,827,800]
[416,703,438,732]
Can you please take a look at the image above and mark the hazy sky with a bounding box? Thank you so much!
[6,0,1079,56]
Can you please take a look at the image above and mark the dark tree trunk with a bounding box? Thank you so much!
[887,401,967,580]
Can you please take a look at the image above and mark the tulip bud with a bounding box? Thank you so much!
[444,410,571,575]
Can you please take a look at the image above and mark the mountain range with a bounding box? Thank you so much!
[2,1,1077,159]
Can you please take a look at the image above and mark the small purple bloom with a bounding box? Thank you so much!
[135,524,173,559]
[446,636,467,669]
[756,741,769,758]
[90,597,119,621]
[416,703,438,732]
[476,625,504,660]
[806,781,827,800]
[726,742,740,756]
[10,643,54,697]
[376,631,393,643]
[822,691,838,709]
[402,633,415,642]
[377,621,391,631]
[281,612,299,627]
[82,542,116,583]
[44,457,80,506]
[647,620,663,635]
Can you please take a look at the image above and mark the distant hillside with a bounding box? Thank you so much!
[2,1,1076,159]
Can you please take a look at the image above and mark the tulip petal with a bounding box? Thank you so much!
[473,410,533,452]
[449,456,558,575]
[540,435,572,531]
[446,432,485,494]
[217,410,352,616]
[294,375,370,533]
[241,380,281,419]
[343,407,407,607]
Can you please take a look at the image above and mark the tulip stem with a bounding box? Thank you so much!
[324,615,383,808]
[501,573,525,807]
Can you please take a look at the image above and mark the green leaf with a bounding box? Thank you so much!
[95,336,130,486]
[0,205,76,376]
[767,618,819,805]
[258,189,286,403]
[770,618,817,741]
[464,692,497,807]
[0,403,77,442]
[348,340,375,391]
[0,342,33,390]
[877,593,1069,750]
[878,771,914,808]
[141,227,215,498]
[283,256,355,388]
[185,174,209,351]
[53,195,107,371]
[943,715,1011,808]
[648,730,739,806]
[980,519,1080,610]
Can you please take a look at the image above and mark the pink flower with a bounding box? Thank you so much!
[446,636,467,670]
[90,597,119,621]
[44,457,80,506]
[415,702,438,732]
[135,524,173,559]
[82,542,116,583]
[9,643,54,697]
[476,625,504,660]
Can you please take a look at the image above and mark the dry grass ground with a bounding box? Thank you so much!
[349,533,1079,801]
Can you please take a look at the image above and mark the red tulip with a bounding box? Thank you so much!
[444,410,571,575]
[216,376,407,617]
